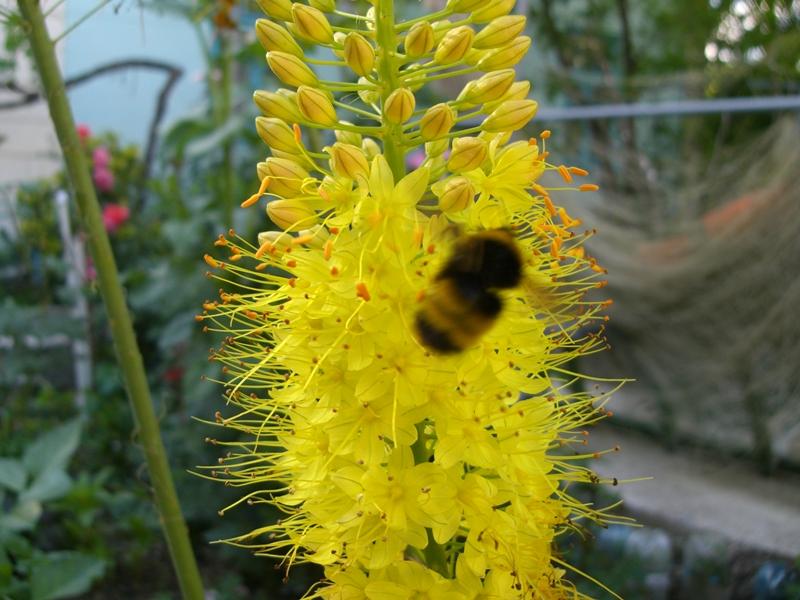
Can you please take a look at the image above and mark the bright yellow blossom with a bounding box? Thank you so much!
[198,0,627,597]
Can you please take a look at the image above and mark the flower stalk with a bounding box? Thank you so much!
[15,1,204,598]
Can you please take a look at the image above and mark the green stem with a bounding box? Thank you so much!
[16,2,205,598]
[375,0,406,180]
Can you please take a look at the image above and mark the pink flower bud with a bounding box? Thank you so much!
[77,124,91,142]
[93,168,115,193]
[92,147,111,169]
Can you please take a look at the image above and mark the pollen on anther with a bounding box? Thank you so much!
[356,282,371,301]
[579,183,600,192]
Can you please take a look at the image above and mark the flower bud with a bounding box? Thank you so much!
[438,176,475,213]
[259,157,310,197]
[425,138,449,158]
[471,0,515,23]
[357,78,380,105]
[296,86,338,126]
[481,99,538,132]
[267,198,318,230]
[258,230,290,253]
[420,103,456,141]
[434,25,474,65]
[383,88,415,124]
[335,122,362,146]
[267,51,320,87]
[404,22,434,57]
[253,89,304,122]
[255,19,304,57]
[309,0,335,13]
[482,80,530,113]
[447,136,487,172]
[343,32,375,77]
[445,0,484,13]
[330,143,369,181]
[361,138,381,160]
[255,0,292,21]
[476,36,531,70]
[256,117,301,154]
[473,16,527,49]
[292,4,334,45]
[463,69,516,104]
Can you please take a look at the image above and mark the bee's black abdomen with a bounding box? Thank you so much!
[450,275,503,318]
[477,236,522,289]
[415,312,461,353]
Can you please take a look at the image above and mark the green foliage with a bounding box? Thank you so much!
[0,419,107,600]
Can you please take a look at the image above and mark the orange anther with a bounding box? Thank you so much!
[245,310,259,319]
[323,239,334,261]
[229,254,242,262]
[255,241,273,258]
[329,226,340,234]
[204,254,220,268]
[287,278,297,287]
[255,263,268,271]
[579,184,600,192]
[319,187,331,202]
[540,130,551,139]
[542,196,556,216]
[591,264,607,274]
[293,234,314,245]
[426,244,436,254]
[292,123,302,143]
[286,259,297,268]
[569,167,589,177]
[330,266,339,276]
[557,165,573,183]
[356,282,371,301]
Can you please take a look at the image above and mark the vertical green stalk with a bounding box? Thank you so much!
[16,2,205,598]
[375,0,405,180]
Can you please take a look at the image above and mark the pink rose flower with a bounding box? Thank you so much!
[93,167,115,193]
[102,203,130,233]
[92,146,111,169]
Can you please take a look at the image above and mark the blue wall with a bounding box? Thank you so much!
[64,2,206,147]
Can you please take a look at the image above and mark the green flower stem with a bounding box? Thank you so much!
[395,8,451,31]
[375,0,406,179]
[16,2,205,598]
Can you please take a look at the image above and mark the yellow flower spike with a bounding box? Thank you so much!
[255,19,304,57]
[267,51,320,88]
[255,116,302,154]
[259,157,310,198]
[291,4,334,45]
[434,25,474,65]
[472,15,527,49]
[446,136,488,172]
[343,32,375,77]
[481,99,538,133]
[255,0,292,21]
[460,69,516,104]
[266,198,318,230]
[253,89,304,123]
[296,85,338,127]
[471,0,516,22]
[437,176,475,213]
[419,103,456,141]
[330,142,370,181]
[403,21,435,58]
[383,88,415,125]
[203,1,627,597]
[476,36,532,70]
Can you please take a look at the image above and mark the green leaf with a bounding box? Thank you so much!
[0,459,26,492]
[22,419,83,477]
[21,469,72,503]
[0,499,42,532]
[30,552,105,600]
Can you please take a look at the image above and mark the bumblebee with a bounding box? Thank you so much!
[415,228,523,353]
